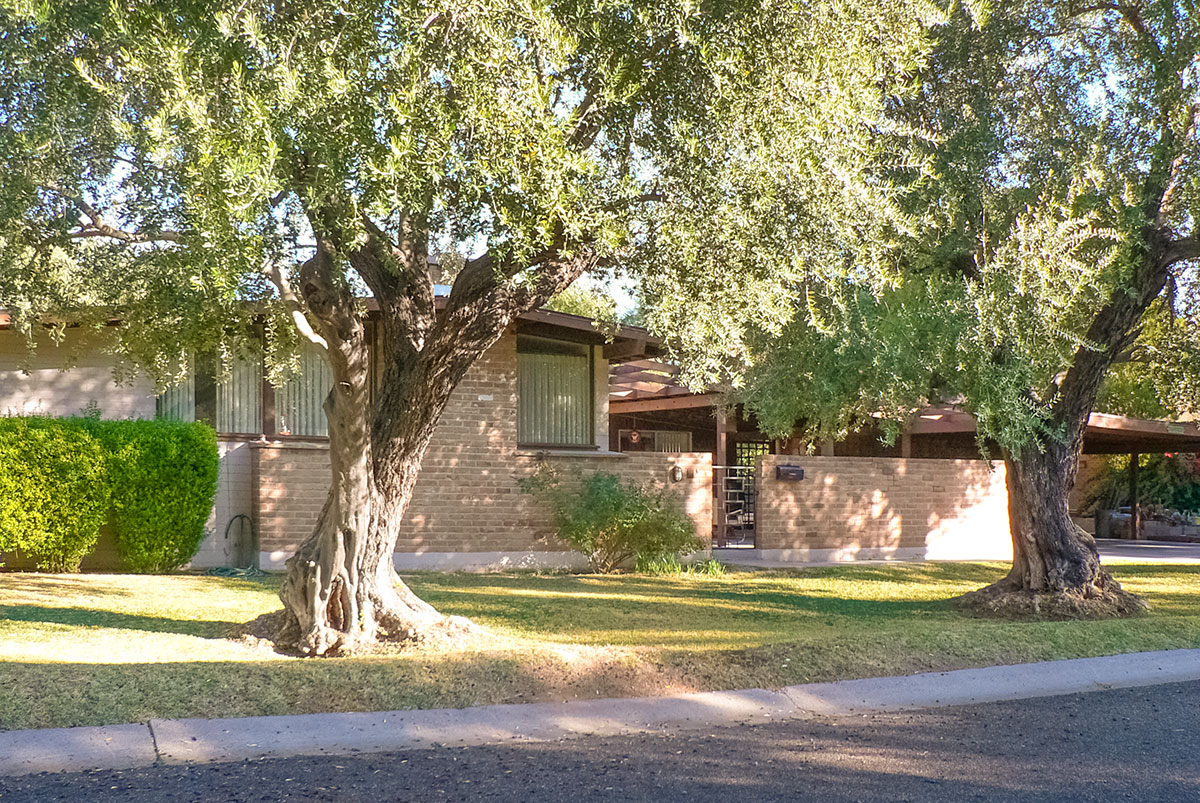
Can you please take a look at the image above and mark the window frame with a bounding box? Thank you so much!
[516,335,597,450]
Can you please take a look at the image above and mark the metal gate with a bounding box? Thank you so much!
[714,465,756,547]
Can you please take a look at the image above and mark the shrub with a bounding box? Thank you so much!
[0,416,218,573]
[1081,453,1200,517]
[0,418,110,571]
[523,466,703,573]
[86,419,219,573]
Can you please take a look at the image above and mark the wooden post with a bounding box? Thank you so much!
[260,325,276,437]
[715,408,729,548]
[1130,452,1140,540]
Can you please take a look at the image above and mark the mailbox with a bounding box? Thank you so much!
[775,465,805,481]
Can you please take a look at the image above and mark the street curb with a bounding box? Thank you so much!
[3,648,1199,776]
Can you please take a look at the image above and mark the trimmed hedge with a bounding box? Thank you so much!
[0,418,110,571]
[0,417,218,573]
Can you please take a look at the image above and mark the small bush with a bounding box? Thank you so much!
[86,419,219,573]
[0,416,218,573]
[688,558,727,578]
[523,466,703,573]
[0,418,110,571]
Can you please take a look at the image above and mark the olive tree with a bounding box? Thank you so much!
[0,0,934,652]
[647,0,1199,616]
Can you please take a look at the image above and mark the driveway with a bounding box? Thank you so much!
[3,680,1198,802]
[1097,538,1200,563]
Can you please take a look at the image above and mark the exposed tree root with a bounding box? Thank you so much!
[954,570,1148,620]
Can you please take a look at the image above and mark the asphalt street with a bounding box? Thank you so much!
[3,680,1197,802]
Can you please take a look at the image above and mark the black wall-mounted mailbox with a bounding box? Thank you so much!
[775,465,805,481]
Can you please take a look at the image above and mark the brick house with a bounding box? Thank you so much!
[8,303,1199,571]
[0,306,711,570]
[609,365,1200,562]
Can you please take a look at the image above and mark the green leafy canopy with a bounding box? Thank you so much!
[647,1,1200,454]
[1,0,942,386]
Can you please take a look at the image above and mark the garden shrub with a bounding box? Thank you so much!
[522,466,703,573]
[0,416,218,573]
[86,419,219,573]
[0,418,110,571]
[1081,452,1200,516]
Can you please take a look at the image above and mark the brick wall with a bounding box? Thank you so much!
[755,455,1012,561]
[255,333,712,568]
[0,328,156,419]
[191,439,257,568]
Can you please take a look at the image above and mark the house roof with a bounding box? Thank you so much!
[903,406,1200,454]
[612,388,1200,455]
[0,304,664,364]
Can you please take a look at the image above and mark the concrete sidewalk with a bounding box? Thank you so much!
[4,649,1199,777]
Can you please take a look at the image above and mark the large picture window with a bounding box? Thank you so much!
[517,336,593,448]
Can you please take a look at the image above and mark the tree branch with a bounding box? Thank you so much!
[1157,102,1199,226]
[41,183,184,244]
[260,259,329,354]
[1163,238,1200,268]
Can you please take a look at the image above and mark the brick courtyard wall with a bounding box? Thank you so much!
[254,333,712,568]
[755,455,1012,562]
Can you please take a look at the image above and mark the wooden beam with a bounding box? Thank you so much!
[610,394,719,414]
[602,338,649,361]
[715,408,729,547]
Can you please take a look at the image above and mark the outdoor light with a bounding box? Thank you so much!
[668,465,685,483]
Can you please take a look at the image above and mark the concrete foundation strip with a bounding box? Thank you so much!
[4,648,1200,776]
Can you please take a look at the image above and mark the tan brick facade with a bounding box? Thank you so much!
[255,334,713,568]
[755,455,1012,561]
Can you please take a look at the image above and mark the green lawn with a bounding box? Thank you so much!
[3,562,1200,731]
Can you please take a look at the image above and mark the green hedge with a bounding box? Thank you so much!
[0,417,218,573]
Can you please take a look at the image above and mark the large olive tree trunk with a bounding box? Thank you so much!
[270,220,597,655]
[273,246,454,655]
[958,230,1174,618]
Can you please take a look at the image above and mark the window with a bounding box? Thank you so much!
[517,336,593,447]
[276,344,333,437]
[155,353,264,435]
[617,429,693,452]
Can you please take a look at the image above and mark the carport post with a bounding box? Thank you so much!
[715,408,728,548]
[1130,452,1140,540]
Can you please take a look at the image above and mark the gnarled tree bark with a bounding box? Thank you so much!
[270,214,599,655]
[958,231,1174,618]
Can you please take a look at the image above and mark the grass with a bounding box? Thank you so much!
[3,561,1200,731]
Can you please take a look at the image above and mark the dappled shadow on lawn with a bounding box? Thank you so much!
[0,573,139,602]
[402,565,1008,644]
[0,605,240,638]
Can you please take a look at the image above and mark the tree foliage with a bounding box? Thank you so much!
[647,1,1200,457]
[1,0,936,375]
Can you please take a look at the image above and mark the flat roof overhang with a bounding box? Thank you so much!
[901,408,1200,454]
[613,394,1200,455]
[3,303,664,363]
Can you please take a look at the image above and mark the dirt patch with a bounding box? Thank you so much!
[954,575,1150,620]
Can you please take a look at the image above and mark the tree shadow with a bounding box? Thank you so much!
[0,605,239,638]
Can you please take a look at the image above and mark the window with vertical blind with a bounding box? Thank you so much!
[276,344,333,437]
[155,353,264,435]
[216,355,263,434]
[517,336,594,447]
